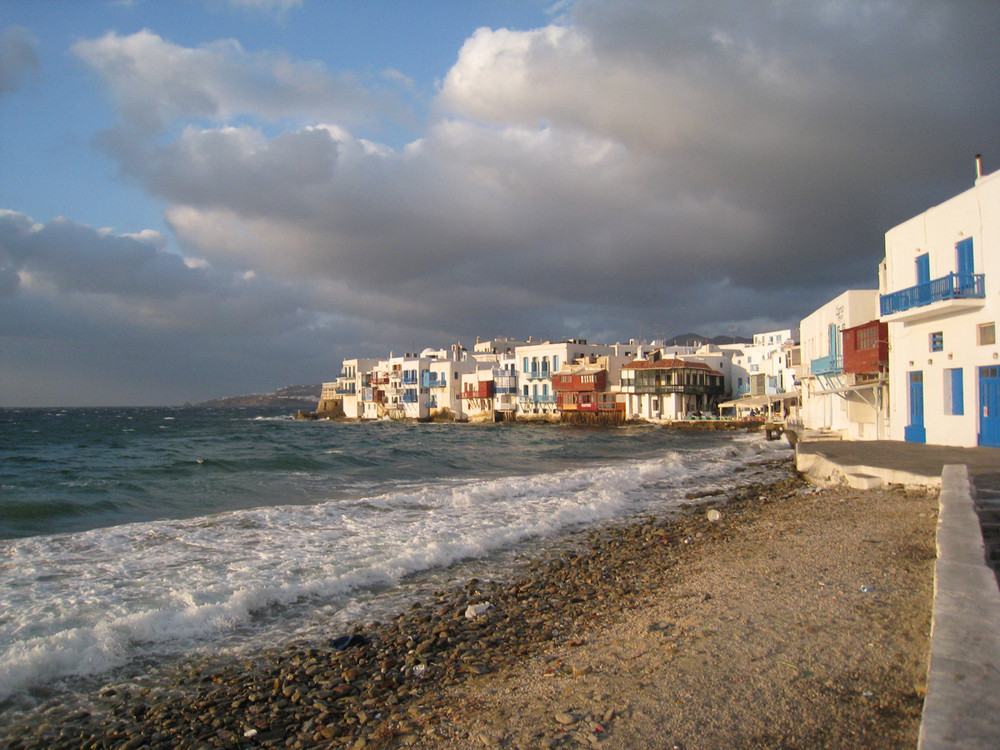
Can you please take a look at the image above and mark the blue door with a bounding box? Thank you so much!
[957,238,975,294]
[915,254,930,306]
[980,366,1000,447]
[905,371,926,443]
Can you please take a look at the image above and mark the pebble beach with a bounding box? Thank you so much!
[1,458,937,749]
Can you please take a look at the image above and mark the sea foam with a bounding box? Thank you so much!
[0,428,785,704]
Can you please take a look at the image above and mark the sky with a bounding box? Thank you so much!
[1,1,998,406]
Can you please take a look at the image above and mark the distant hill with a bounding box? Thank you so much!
[664,332,752,347]
[193,384,321,409]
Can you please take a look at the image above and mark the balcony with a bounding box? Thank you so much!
[525,368,550,381]
[422,373,447,388]
[810,353,843,377]
[880,273,985,321]
[531,393,557,404]
[401,390,418,404]
[461,382,494,399]
[402,372,419,385]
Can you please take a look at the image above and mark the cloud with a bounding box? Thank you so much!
[73,29,390,134]
[15,1,996,404]
[228,0,302,13]
[0,26,40,95]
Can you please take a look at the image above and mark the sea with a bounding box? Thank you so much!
[0,406,792,715]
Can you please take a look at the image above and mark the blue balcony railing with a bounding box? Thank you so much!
[880,273,985,316]
[810,353,843,376]
[532,393,556,404]
[401,390,418,403]
[421,373,446,388]
[402,372,418,385]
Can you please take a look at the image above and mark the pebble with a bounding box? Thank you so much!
[0,463,801,750]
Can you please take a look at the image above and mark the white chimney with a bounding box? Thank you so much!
[976,154,984,182]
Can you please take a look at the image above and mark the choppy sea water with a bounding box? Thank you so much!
[0,407,791,712]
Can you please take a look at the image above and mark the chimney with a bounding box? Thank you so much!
[976,154,984,182]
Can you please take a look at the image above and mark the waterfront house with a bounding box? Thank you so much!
[620,356,725,420]
[552,356,628,423]
[797,290,887,439]
[880,156,1000,446]
[515,340,616,420]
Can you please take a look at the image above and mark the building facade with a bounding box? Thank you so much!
[620,358,725,420]
[880,159,1000,447]
[797,290,886,439]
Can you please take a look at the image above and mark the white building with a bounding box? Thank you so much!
[424,347,475,420]
[332,357,378,419]
[719,329,797,400]
[880,157,1000,447]
[797,290,886,440]
[620,357,726,420]
[515,340,616,420]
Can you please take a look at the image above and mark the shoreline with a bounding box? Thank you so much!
[2,459,936,749]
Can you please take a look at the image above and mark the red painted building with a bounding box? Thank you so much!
[842,320,889,375]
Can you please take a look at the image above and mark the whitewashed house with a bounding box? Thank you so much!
[797,290,887,439]
[424,346,475,420]
[620,357,725,420]
[515,340,616,420]
[330,357,378,419]
[721,329,798,400]
[880,156,1000,447]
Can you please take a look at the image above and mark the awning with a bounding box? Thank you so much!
[811,380,885,397]
[716,391,800,410]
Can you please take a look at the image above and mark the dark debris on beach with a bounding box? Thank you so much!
[2,460,804,750]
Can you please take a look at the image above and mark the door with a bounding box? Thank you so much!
[980,366,1000,447]
[915,254,930,306]
[956,238,975,294]
[905,371,925,443]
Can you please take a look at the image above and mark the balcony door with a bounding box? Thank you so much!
[915,254,930,306]
[905,371,925,443]
[980,366,1000,447]
[957,238,975,294]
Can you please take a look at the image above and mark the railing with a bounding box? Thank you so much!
[880,273,985,316]
[421,373,447,388]
[810,353,843,376]
[532,393,556,404]
[402,372,418,385]
[525,369,550,380]
[401,391,418,404]
[631,384,722,396]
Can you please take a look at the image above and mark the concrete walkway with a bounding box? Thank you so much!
[795,439,1000,750]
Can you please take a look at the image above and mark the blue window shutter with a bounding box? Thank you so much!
[952,368,964,415]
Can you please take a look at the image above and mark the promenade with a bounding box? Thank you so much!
[795,439,1000,750]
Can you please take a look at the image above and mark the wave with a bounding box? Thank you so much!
[0,438,786,704]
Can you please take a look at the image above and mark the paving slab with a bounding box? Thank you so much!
[794,442,1000,750]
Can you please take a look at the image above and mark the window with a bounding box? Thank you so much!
[856,325,877,351]
[979,322,996,346]
[945,368,964,416]
[930,331,943,352]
